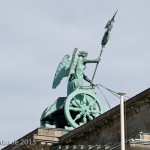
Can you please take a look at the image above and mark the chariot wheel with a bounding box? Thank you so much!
[64,88,104,128]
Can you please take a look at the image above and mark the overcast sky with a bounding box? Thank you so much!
[0,0,150,148]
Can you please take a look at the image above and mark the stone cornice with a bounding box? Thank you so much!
[60,88,150,143]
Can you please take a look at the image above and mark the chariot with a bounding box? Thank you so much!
[41,86,104,128]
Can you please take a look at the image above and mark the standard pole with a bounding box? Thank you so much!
[118,92,126,150]
[91,48,103,84]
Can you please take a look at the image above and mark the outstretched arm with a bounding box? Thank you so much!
[84,58,100,64]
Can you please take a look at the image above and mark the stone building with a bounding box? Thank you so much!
[2,88,150,150]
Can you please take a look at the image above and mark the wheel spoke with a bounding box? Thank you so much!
[70,100,76,107]
[87,114,94,120]
[89,100,96,107]
[74,113,82,121]
[73,98,81,107]
[90,111,101,117]
[69,107,81,112]
[82,115,87,123]
[82,94,87,105]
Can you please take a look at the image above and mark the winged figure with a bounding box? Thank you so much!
[52,48,78,89]
[52,48,100,96]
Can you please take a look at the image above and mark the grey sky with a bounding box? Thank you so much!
[0,0,150,148]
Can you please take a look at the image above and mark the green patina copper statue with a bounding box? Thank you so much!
[52,49,100,96]
[40,11,117,129]
[41,49,103,128]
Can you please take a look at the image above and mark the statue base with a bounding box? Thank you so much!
[2,128,70,150]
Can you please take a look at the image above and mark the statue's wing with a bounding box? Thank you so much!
[52,55,70,89]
